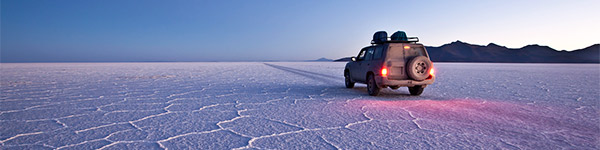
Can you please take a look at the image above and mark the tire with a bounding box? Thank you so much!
[408,85,424,96]
[389,86,400,90]
[407,56,432,81]
[345,70,355,88]
[367,74,380,96]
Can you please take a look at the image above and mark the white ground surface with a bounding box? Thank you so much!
[1,62,598,149]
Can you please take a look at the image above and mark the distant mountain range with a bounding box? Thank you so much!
[334,41,599,63]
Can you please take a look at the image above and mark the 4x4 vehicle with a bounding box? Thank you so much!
[344,31,435,96]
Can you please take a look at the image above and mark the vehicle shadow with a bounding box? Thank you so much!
[264,63,342,85]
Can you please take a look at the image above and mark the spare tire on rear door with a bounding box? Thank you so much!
[406,56,432,81]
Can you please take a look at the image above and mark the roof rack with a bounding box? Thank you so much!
[371,37,419,44]
[386,37,419,43]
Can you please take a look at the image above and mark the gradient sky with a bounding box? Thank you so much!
[2,0,599,62]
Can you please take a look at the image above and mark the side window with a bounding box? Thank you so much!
[373,46,383,59]
[365,47,375,61]
[357,49,366,60]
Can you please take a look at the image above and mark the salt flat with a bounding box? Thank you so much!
[1,62,598,149]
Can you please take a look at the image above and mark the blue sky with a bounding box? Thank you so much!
[2,0,599,62]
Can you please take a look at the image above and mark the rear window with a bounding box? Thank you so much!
[387,46,404,60]
[408,45,427,57]
[387,44,427,60]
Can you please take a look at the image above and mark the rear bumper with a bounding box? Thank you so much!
[375,75,435,88]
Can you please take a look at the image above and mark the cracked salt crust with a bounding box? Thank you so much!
[0,62,598,149]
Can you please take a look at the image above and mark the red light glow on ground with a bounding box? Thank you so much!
[349,99,599,146]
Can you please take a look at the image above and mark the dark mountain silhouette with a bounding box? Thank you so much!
[335,41,599,63]
[426,41,599,63]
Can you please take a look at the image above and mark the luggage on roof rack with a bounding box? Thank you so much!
[391,31,407,41]
[371,31,388,44]
[371,30,419,44]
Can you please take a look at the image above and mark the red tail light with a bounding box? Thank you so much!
[381,68,388,76]
[429,68,435,75]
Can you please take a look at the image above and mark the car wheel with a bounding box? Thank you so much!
[407,56,432,81]
[367,74,380,96]
[408,85,424,96]
[389,86,400,90]
[345,71,355,88]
